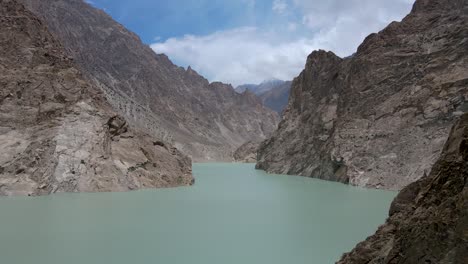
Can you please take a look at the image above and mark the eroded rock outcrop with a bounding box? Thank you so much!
[233,141,260,163]
[0,0,193,196]
[20,0,279,162]
[257,0,468,190]
[337,113,468,264]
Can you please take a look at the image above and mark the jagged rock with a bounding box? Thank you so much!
[257,0,468,190]
[337,113,468,264]
[233,141,260,163]
[107,115,128,137]
[0,0,193,196]
[20,0,279,162]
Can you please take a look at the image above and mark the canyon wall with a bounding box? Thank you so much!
[338,113,468,264]
[257,0,468,190]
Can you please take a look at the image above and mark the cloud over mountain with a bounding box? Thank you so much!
[151,0,414,85]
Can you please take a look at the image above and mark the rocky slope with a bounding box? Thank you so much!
[257,0,468,190]
[20,0,279,162]
[236,80,292,114]
[233,141,260,163]
[0,0,193,196]
[338,113,468,264]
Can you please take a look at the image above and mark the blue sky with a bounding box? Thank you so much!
[87,0,299,43]
[86,0,414,86]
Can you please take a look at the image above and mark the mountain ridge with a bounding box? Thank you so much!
[257,0,468,190]
[236,79,292,114]
[20,0,279,162]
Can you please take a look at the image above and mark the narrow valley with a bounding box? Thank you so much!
[0,0,466,263]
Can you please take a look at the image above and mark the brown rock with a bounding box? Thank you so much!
[20,0,279,162]
[0,0,193,196]
[257,0,468,190]
[337,113,468,264]
[233,141,260,163]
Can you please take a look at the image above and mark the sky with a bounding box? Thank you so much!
[85,0,415,86]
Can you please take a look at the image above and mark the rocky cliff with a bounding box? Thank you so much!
[257,0,468,190]
[0,0,193,196]
[20,0,279,162]
[338,113,468,264]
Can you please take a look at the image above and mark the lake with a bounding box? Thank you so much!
[0,163,395,264]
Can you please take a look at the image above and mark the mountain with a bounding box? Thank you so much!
[233,141,260,163]
[258,81,292,114]
[235,79,285,95]
[0,0,193,196]
[20,0,279,162]
[338,113,468,264]
[257,0,468,190]
[236,80,292,114]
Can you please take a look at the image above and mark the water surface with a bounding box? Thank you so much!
[0,163,395,264]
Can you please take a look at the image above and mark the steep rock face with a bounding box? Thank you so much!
[0,0,193,196]
[233,141,260,163]
[20,0,279,162]
[257,0,468,190]
[337,114,468,264]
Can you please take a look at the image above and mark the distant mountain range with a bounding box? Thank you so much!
[236,80,292,114]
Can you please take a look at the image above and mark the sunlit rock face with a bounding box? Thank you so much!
[257,0,468,190]
[0,0,193,196]
[20,0,279,162]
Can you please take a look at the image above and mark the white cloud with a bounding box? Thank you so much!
[272,0,288,14]
[287,22,297,31]
[151,28,315,86]
[293,0,414,55]
[151,0,414,85]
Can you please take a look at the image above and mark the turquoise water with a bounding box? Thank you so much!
[0,163,395,264]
